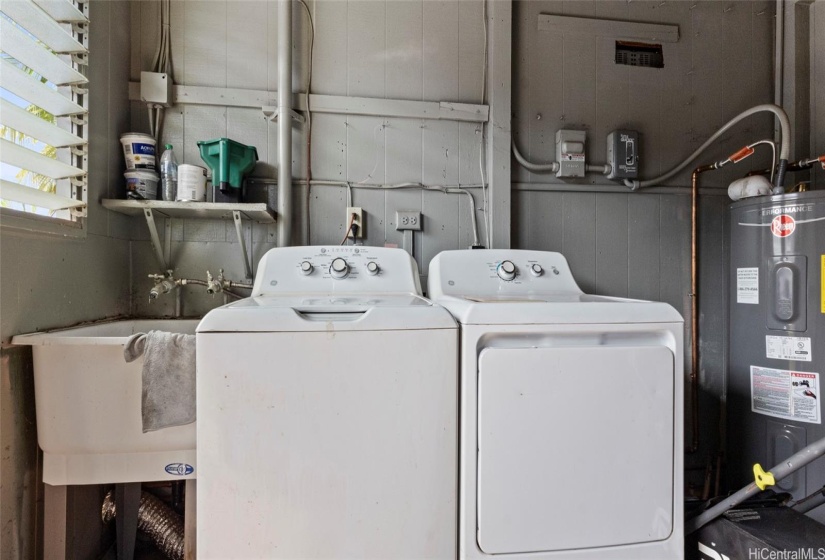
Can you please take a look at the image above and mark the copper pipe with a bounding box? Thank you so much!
[688,165,715,454]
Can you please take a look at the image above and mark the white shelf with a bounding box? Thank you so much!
[101,199,275,223]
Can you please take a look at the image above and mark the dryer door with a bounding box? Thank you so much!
[477,345,674,554]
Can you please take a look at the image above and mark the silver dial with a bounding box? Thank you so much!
[366,261,380,275]
[497,260,517,281]
[329,257,349,279]
[300,261,314,275]
[530,264,543,277]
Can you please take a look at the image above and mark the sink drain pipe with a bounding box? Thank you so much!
[686,435,825,534]
[102,490,184,560]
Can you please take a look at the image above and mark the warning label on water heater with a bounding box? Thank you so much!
[751,366,820,424]
[736,267,759,304]
[766,335,812,362]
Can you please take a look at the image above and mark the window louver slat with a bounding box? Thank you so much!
[1,17,87,85]
[0,99,84,147]
[0,58,86,116]
[0,139,85,179]
[0,180,84,210]
[1,0,87,53]
[32,0,87,23]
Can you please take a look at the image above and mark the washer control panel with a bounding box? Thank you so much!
[252,246,421,296]
[428,249,582,298]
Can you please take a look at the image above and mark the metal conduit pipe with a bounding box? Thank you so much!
[624,104,791,193]
[686,435,825,534]
[511,140,611,176]
[277,0,293,246]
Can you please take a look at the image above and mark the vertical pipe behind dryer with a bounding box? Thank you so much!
[277,0,293,246]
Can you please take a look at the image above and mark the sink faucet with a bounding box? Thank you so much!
[149,272,179,300]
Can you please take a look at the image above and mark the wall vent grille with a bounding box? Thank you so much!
[615,41,664,68]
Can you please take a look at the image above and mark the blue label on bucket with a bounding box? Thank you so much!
[132,142,156,156]
[165,463,194,476]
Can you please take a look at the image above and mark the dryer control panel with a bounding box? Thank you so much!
[428,249,582,298]
[251,246,422,296]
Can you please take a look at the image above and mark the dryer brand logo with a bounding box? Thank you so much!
[771,215,796,237]
[165,463,194,476]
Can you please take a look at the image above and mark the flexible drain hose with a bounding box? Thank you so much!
[102,490,184,560]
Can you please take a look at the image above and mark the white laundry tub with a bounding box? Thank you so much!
[13,319,197,485]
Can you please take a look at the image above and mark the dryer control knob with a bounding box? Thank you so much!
[530,264,543,277]
[300,261,314,275]
[497,260,517,281]
[366,261,380,275]
[330,257,349,279]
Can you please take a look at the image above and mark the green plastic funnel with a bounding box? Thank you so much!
[197,138,258,191]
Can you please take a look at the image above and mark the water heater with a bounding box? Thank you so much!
[728,191,825,522]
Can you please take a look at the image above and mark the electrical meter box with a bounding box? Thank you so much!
[555,130,586,178]
[606,130,639,180]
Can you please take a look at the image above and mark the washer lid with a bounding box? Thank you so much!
[197,294,456,332]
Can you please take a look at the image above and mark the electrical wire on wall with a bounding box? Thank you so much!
[301,179,485,250]
[298,0,314,244]
[148,0,173,143]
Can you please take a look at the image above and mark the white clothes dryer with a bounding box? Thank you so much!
[428,249,684,560]
[197,246,458,559]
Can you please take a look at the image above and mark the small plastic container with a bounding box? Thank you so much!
[125,170,159,200]
[176,164,207,202]
[196,138,258,192]
[120,133,157,170]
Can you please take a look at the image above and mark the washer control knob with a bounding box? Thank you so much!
[300,261,314,275]
[530,264,543,277]
[330,258,349,279]
[497,260,517,281]
[366,261,380,275]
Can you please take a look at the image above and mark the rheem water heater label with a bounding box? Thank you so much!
[750,366,820,424]
[736,267,759,304]
[766,335,812,362]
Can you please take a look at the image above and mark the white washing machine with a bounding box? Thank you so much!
[428,249,684,560]
[196,246,458,559]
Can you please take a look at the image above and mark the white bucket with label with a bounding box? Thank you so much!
[124,170,159,200]
[176,164,207,202]
[120,133,157,170]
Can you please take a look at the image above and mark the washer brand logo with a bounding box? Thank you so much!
[771,215,796,237]
[165,463,194,476]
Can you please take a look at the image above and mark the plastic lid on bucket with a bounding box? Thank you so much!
[124,169,159,179]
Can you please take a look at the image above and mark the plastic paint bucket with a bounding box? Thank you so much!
[124,170,159,200]
[120,133,157,170]
[176,164,207,202]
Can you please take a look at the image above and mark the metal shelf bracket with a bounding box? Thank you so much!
[232,210,254,281]
[143,208,168,271]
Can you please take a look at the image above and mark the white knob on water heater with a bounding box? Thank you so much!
[366,261,380,275]
[497,260,517,281]
[330,257,349,279]
[300,261,313,275]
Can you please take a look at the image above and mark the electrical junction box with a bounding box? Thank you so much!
[555,130,586,178]
[606,130,639,180]
[140,71,172,107]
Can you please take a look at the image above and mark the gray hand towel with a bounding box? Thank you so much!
[124,331,196,433]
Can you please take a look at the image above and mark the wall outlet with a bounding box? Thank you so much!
[346,207,363,238]
[395,210,422,231]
